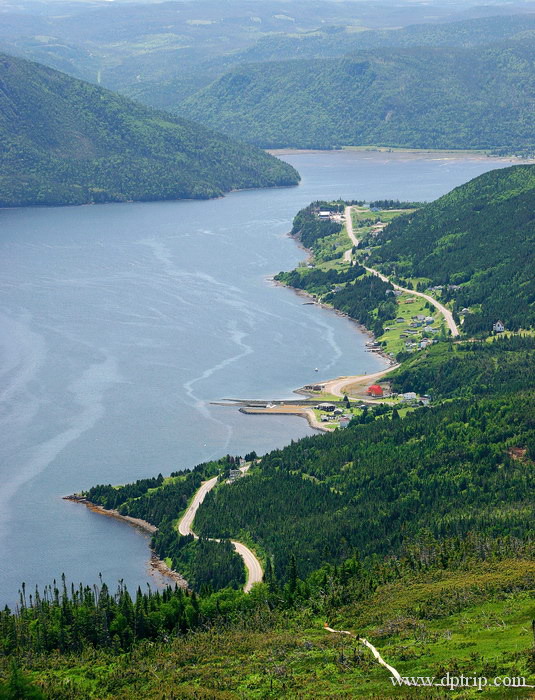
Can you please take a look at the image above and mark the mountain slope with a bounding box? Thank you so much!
[181,41,535,152]
[0,53,299,207]
[369,165,535,333]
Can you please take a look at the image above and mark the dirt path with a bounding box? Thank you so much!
[176,466,263,593]
[325,625,405,684]
[321,364,399,398]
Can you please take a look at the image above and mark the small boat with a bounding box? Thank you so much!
[314,368,319,372]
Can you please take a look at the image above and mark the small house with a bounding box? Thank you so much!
[493,320,505,333]
[317,402,336,412]
[403,392,417,401]
[367,384,384,397]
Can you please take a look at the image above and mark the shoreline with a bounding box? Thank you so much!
[268,147,533,162]
[239,404,331,432]
[63,495,189,590]
[268,273,394,369]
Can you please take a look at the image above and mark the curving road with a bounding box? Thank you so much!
[363,265,460,337]
[231,540,263,593]
[344,205,459,337]
[177,466,263,592]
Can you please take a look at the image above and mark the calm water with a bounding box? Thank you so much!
[0,151,514,606]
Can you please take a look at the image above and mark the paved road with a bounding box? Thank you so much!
[177,475,218,537]
[231,540,263,593]
[177,466,263,592]
[344,205,459,337]
[344,205,359,247]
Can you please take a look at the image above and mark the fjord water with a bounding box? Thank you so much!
[0,151,513,606]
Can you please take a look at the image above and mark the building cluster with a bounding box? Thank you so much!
[314,402,353,427]
[427,284,461,292]
[366,385,429,405]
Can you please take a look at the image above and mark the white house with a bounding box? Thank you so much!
[493,320,505,333]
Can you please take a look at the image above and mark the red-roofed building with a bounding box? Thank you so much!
[367,384,384,397]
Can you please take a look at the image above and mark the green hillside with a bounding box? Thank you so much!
[181,41,535,153]
[0,53,299,207]
[368,165,535,333]
[2,558,534,698]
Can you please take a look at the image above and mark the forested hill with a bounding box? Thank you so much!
[0,53,299,207]
[181,40,535,152]
[368,164,535,333]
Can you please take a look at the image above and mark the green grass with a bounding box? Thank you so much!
[377,293,443,356]
[11,560,534,699]
[312,225,353,264]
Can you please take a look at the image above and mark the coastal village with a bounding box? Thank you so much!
[218,202,513,431]
[218,203,453,431]
[218,201,512,434]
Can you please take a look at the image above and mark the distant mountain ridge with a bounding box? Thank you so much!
[236,13,535,63]
[0,7,532,112]
[0,52,299,207]
[181,39,535,153]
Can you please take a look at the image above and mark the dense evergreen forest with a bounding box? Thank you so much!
[182,40,534,152]
[392,335,535,399]
[0,53,299,207]
[370,165,535,333]
[196,392,534,580]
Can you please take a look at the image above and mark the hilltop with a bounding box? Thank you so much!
[0,53,299,207]
[181,40,535,153]
[368,165,535,334]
